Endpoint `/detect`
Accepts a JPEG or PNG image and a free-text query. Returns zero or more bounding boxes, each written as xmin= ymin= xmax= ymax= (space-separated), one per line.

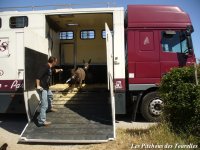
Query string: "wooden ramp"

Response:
xmin=20 ymin=84 xmax=114 ymax=143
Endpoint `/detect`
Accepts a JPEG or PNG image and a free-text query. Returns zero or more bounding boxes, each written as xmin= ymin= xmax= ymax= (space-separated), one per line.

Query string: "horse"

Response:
xmin=66 ymin=59 xmax=91 ymax=90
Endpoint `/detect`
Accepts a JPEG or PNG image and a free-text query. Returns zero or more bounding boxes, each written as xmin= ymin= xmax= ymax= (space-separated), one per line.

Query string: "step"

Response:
xmin=50 ymin=84 xmax=108 ymax=92
xmin=53 ymin=95 xmax=109 ymax=100
xmin=52 ymin=100 xmax=108 ymax=105
xmin=52 ymin=104 xmax=110 ymax=109
xmin=47 ymin=108 xmax=111 ymax=114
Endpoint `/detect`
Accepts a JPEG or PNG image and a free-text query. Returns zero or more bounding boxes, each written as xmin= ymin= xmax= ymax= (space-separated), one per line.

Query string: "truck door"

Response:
xmin=0 ymin=31 xmax=25 ymax=113
xmin=127 ymin=30 xmax=160 ymax=85
xmin=61 ymin=43 xmax=75 ymax=66
xmin=105 ymin=23 xmax=116 ymax=139
xmin=160 ymin=30 xmax=194 ymax=76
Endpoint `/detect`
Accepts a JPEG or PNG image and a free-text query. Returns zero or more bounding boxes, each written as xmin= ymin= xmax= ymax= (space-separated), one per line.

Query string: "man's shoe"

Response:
xmin=49 ymin=108 xmax=58 ymax=112
xmin=0 ymin=143 xmax=8 ymax=150
xmin=43 ymin=121 xmax=52 ymax=126
xmin=38 ymin=121 xmax=51 ymax=127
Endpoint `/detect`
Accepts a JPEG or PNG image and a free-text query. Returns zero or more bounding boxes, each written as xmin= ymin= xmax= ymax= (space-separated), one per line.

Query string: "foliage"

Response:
xmin=159 ymin=65 xmax=200 ymax=143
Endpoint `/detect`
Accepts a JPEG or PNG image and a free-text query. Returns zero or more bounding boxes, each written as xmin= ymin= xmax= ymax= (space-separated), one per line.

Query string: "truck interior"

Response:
xmin=20 ymin=12 xmax=115 ymax=142
xmin=47 ymin=13 xmax=113 ymax=84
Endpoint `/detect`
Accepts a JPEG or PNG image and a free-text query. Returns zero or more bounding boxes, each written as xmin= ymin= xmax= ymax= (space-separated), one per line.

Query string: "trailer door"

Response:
xmin=19 ymin=28 xmax=48 ymax=140
xmin=22 ymin=28 xmax=48 ymax=121
xmin=105 ymin=23 xmax=116 ymax=139
xmin=21 ymin=28 xmax=48 ymax=123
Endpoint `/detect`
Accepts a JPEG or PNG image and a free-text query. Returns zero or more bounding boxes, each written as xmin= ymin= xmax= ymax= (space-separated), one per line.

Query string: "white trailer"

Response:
xmin=0 ymin=7 xmax=125 ymax=143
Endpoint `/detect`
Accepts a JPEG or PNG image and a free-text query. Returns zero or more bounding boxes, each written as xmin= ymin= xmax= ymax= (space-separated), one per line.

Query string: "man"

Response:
xmin=36 ymin=56 xmax=63 ymax=126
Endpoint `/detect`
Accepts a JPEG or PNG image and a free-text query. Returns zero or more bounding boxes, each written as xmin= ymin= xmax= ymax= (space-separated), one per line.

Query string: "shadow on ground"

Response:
xmin=0 ymin=114 xmax=27 ymax=135
xmin=116 ymin=113 xmax=147 ymax=123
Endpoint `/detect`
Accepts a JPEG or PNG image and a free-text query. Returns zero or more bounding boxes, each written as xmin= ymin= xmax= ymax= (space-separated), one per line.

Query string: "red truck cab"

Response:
xmin=126 ymin=5 xmax=195 ymax=121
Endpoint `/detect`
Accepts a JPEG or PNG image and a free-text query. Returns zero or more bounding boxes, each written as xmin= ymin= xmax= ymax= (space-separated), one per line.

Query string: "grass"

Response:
xmin=86 ymin=123 xmax=199 ymax=150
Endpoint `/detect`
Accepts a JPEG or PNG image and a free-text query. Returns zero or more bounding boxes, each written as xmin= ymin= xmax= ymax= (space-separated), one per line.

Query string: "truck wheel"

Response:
xmin=140 ymin=91 xmax=163 ymax=122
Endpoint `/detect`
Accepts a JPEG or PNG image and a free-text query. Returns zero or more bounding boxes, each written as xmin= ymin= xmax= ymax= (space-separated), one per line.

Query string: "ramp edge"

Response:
xmin=18 ymin=138 xmax=111 ymax=143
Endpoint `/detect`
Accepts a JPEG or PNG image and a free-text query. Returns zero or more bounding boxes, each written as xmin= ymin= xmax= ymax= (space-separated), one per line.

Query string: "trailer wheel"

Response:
xmin=140 ymin=91 xmax=163 ymax=122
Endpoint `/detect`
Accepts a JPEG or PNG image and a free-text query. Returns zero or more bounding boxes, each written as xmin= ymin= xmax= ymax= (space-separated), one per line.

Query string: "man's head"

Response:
xmin=48 ymin=56 xmax=57 ymax=67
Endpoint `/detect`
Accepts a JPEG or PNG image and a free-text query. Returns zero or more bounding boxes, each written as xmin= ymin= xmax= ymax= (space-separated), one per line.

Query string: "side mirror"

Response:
xmin=185 ymin=26 xmax=194 ymax=55
xmin=188 ymin=48 xmax=193 ymax=55
xmin=186 ymin=36 xmax=193 ymax=49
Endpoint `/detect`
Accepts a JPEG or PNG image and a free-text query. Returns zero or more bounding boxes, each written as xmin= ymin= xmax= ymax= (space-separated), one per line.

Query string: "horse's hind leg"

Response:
xmin=69 ymin=84 xmax=74 ymax=93
xmin=79 ymin=80 xmax=83 ymax=90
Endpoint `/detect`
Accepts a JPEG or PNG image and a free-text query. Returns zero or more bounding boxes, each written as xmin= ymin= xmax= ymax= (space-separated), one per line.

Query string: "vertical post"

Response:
xmin=194 ymin=61 xmax=198 ymax=85
xmin=74 ymin=27 xmax=77 ymax=68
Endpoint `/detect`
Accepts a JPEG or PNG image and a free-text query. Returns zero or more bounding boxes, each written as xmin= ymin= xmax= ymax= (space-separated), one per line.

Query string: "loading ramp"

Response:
xmin=20 ymin=84 xmax=114 ymax=143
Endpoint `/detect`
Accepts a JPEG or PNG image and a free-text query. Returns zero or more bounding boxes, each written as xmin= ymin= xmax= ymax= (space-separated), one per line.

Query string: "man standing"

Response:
xmin=36 ymin=56 xmax=63 ymax=126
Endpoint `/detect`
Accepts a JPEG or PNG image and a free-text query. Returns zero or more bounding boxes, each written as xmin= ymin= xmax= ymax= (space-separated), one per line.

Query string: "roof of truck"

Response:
xmin=127 ymin=5 xmax=192 ymax=28
xmin=0 ymin=7 xmax=123 ymax=16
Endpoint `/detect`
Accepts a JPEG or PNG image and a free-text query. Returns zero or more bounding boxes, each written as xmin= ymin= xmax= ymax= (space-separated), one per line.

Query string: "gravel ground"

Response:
xmin=0 ymin=114 xmax=156 ymax=150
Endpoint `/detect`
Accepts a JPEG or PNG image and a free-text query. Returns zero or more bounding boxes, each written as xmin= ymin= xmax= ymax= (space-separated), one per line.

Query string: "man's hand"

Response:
xmin=55 ymin=69 xmax=63 ymax=73
xmin=36 ymin=86 xmax=43 ymax=91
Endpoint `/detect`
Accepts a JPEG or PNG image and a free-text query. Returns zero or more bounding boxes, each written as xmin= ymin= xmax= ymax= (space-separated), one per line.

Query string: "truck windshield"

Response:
xmin=161 ymin=31 xmax=189 ymax=53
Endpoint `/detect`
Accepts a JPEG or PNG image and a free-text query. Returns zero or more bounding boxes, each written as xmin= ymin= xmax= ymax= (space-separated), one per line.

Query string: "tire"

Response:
xmin=140 ymin=91 xmax=163 ymax=122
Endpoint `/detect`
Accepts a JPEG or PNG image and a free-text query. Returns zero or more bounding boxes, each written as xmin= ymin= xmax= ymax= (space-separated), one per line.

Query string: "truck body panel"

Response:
xmin=0 ymin=7 xmax=123 ymax=143
xmin=127 ymin=5 xmax=195 ymax=86
xmin=127 ymin=5 xmax=191 ymax=28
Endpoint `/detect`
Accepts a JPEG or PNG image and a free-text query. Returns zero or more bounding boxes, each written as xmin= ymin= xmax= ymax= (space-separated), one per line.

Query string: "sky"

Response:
xmin=0 ymin=0 xmax=200 ymax=59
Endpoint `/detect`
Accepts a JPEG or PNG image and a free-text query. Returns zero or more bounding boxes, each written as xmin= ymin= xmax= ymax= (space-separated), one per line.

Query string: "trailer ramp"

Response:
xmin=20 ymin=84 xmax=114 ymax=143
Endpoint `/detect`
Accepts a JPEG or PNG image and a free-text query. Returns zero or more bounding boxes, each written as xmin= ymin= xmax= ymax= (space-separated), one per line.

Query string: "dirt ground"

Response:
xmin=0 ymin=114 xmax=156 ymax=150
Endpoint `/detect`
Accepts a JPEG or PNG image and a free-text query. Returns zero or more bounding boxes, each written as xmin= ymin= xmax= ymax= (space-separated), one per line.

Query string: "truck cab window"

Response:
xmin=10 ymin=16 xmax=28 ymax=28
xmin=161 ymin=31 xmax=188 ymax=53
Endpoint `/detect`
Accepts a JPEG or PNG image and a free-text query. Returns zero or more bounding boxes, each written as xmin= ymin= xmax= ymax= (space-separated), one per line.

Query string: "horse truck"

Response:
xmin=0 ymin=5 xmax=195 ymax=143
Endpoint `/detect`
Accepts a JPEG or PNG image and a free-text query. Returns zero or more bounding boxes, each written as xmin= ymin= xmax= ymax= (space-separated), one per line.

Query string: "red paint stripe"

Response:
xmin=0 ymin=80 xmax=24 ymax=92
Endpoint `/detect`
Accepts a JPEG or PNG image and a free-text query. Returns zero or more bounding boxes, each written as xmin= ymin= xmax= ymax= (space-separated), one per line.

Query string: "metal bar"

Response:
xmin=0 ymin=2 xmax=116 ymax=11
xmin=19 ymin=138 xmax=110 ymax=143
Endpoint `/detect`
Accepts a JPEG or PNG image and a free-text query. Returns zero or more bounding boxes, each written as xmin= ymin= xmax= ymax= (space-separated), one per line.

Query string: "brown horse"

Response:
xmin=68 ymin=59 xmax=91 ymax=90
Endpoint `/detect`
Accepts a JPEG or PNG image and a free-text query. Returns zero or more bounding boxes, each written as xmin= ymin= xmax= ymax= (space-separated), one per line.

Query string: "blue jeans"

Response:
xmin=37 ymin=89 xmax=53 ymax=124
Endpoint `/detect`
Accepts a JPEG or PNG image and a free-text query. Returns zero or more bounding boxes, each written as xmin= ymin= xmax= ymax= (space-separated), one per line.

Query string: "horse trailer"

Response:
xmin=0 ymin=5 xmax=195 ymax=143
